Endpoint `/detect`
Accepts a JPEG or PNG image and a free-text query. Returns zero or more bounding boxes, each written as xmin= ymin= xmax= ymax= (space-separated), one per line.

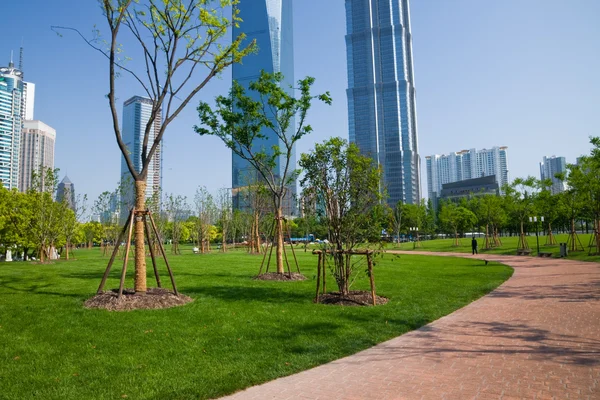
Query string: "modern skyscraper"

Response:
xmin=22 ymin=81 xmax=35 ymax=120
xmin=120 ymin=96 xmax=162 ymax=214
xmin=18 ymin=120 xmax=56 ymax=192
xmin=540 ymin=156 xmax=566 ymax=195
xmin=426 ymin=146 xmax=509 ymax=201
xmin=345 ymin=0 xmax=421 ymax=205
xmin=0 ymin=58 xmax=24 ymax=189
xmin=231 ymin=0 xmax=296 ymax=215
xmin=56 ymin=175 xmax=76 ymax=211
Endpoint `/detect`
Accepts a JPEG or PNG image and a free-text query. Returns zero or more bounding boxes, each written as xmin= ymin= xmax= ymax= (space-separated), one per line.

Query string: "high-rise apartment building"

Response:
xmin=18 ymin=120 xmax=56 ymax=192
xmin=56 ymin=175 xmax=76 ymax=211
xmin=231 ymin=0 xmax=296 ymax=215
xmin=0 ymin=59 xmax=24 ymax=189
xmin=540 ymin=156 xmax=566 ymax=195
xmin=426 ymin=146 xmax=509 ymax=201
xmin=345 ymin=0 xmax=421 ymax=205
xmin=120 ymin=96 xmax=162 ymax=214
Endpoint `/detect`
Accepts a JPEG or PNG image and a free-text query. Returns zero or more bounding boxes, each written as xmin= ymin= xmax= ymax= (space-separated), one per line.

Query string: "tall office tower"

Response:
xmin=120 ymin=96 xmax=162 ymax=215
xmin=18 ymin=120 xmax=56 ymax=192
xmin=345 ymin=0 xmax=421 ymax=205
xmin=426 ymin=146 xmax=509 ymax=201
xmin=22 ymin=81 xmax=35 ymax=120
xmin=232 ymin=0 xmax=296 ymax=215
xmin=0 ymin=58 xmax=24 ymax=189
xmin=56 ymin=175 xmax=76 ymax=211
xmin=540 ymin=156 xmax=566 ymax=195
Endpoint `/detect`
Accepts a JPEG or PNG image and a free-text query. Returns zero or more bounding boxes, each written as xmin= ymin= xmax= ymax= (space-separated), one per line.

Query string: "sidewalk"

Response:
xmin=219 ymin=252 xmax=600 ymax=399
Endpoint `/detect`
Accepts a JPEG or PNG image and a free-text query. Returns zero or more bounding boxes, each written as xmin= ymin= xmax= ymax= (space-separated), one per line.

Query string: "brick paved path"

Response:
xmin=219 ymin=252 xmax=600 ymax=400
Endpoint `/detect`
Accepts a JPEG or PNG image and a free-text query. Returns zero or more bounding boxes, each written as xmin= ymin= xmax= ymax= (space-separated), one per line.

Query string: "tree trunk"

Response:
xmin=65 ymin=241 xmax=70 ymax=260
xmin=134 ymin=180 xmax=147 ymax=294
xmin=275 ymin=207 xmax=284 ymax=274
xmin=254 ymin=212 xmax=261 ymax=254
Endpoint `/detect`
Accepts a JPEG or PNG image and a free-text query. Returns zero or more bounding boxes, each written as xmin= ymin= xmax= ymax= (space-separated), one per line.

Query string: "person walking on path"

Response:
xmin=472 ymin=237 xmax=478 ymax=254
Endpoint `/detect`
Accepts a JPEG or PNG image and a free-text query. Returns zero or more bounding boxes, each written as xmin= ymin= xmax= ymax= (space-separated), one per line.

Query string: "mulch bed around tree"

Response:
xmin=317 ymin=290 xmax=389 ymax=306
xmin=84 ymin=288 xmax=194 ymax=311
xmin=254 ymin=272 xmax=307 ymax=281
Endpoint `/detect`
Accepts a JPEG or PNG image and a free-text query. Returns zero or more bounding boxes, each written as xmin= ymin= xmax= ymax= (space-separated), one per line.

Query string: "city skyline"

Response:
xmin=346 ymin=0 xmax=421 ymax=205
xmin=0 ymin=0 xmax=597 ymax=206
xmin=426 ymin=146 xmax=509 ymax=204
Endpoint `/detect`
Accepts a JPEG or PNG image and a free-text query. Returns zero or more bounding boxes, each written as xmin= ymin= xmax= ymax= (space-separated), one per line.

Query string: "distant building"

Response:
xmin=0 ymin=59 xmax=24 ymax=189
xmin=56 ymin=175 xmax=76 ymax=211
xmin=426 ymin=146 xmax=509 ymax=203
xmin=22 ymin=81 xmax=35 ymax=120
xmin=119 ymin=96 xmax=162 ymax=218
xmin=345 ymin=0 xmax=421 ymax=205
xmin=232 ymin=0 xmax=296 ymax=216
xmin=539 ymin=156 xmax=566 ymax=195
xmin=18 ymin=120 xmax=56 ymax=192
xmin=439 ymin=175 xmax=500 ymax=203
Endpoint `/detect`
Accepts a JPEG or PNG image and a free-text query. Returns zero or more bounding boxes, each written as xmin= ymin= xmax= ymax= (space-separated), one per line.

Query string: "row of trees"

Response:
xmin=0 ymin=169 xmax=85 ymax=261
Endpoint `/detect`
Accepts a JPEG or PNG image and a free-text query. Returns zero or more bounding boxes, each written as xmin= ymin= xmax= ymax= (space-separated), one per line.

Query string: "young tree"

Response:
xmin=27 ymin=168 xmax=63 ymax=262
xmin=58 ymin=0 xmax=254 ymax=294
xmin=163 ymin=194 xmax=188 ymax=254
xmin=504 ymin=176 xmax=538 ymax=250
xmin=388 ymin=200 xmax=404 ymax=244
xmin=216 ymin=188 xmax=232 ymax=252
xmin=300 ymin=138 xmax=383 ymax=295
xmin=196 ymin=71 xmax=331 ymax=274
xmin=193 ymin=186 xmax=216 ymax=253
xmin=476 ymin=195 xmax=506 ymax=248
xmin=438 ymin=201 xmax=477 ymax=246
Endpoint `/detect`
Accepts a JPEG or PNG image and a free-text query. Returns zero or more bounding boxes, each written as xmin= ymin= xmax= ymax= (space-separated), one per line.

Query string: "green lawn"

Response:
xmin=390 ymin=233 xmax=600 ymax=263
xmin=0 ymin=247 xmax=511 ymax=400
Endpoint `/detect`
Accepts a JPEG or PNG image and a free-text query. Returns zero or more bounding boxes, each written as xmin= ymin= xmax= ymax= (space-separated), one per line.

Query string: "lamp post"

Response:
xmin=410 ymin=227 xmax=420 ymax=249
xmin=529 ymin=216 xmax=544 ymax=256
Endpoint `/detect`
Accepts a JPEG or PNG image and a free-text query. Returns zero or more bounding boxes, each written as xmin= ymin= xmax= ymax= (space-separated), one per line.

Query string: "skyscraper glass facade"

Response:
xmin=0 ymin=62 xmax=23 ymax=189
xmin=345 ymin=0 xmax=421 ymax=205
xmin=120 ymin=96 xmax=162 ymax=214
xmin=232 ymin=0 xmax=296 ymax=215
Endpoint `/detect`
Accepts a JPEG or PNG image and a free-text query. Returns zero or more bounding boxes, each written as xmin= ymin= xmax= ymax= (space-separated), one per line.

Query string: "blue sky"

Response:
xmin=2 ymin=0 xmax=599 ymax=208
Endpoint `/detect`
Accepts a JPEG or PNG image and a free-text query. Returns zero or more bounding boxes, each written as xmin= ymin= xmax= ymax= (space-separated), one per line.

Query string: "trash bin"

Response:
xmin=559 ymin=243 xmax=568 ymax=257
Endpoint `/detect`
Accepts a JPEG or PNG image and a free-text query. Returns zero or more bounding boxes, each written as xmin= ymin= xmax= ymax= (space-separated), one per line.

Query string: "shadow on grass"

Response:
xmin=182 ymin=284 xmax=311 ymax=304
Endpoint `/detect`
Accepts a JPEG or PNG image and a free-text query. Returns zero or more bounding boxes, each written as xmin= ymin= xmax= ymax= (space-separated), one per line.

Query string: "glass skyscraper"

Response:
xmin=0 ymin=60 xmax=24 ymax=189
xmin=232 ymin=0 xmax=296 ymax=215
xmin=120 ymin=96 xmax=162 ymax=216
xmin=345 ymin=0 xmax=421 ymax=205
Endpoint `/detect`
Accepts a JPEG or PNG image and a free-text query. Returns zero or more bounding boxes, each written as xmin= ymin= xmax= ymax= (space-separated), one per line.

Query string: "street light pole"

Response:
xmin=529 ymin=216 xmax=545 ymax=256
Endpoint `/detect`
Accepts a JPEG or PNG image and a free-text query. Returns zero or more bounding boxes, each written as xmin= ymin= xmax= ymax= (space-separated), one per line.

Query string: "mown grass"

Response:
xmin=390 ymin=233 xmax=600 ymax=263
xmin=0 ymin=247 xmax=512 ymax=399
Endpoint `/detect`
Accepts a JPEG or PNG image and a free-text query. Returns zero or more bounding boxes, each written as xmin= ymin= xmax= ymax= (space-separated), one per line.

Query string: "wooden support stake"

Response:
xmin=97 ymin=209 xmax=131 ymax=294
xmin=287 ymin=223 xmax=300 ymax=273
xmin=118 ymin=208 xmax=136 ymax=298
xmin=148 ymin=210 xmax=179 ymax=296
xmin=322 ymin=252 xmax=326 ymax=294
xmin=258 ymin=219 xmax=276 ymax=276
xmin=367 ymin=252 xmax=376 ymax=306
xmin=144 ymin=215 xmax=162 ymax=288
xmin=315 ymin=252 xmax=322 ymax=303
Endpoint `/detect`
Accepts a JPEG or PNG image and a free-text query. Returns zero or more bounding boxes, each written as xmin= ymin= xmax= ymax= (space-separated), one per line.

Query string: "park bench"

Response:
xmin=538 ymin=252 xmax=553 ymax=258
xmin=516 ymin=249 xmax=532 ymax=256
